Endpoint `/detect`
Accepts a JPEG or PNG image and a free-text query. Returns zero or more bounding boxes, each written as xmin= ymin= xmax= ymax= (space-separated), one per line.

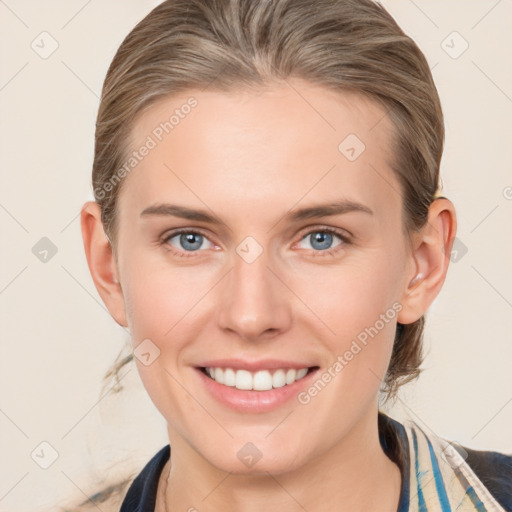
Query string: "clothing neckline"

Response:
xmin=120 ymin=411 xmax=409 ymax=512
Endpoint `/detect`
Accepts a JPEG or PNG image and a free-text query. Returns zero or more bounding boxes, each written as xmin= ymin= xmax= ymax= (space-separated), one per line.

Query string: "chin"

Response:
xmin=196 ymin=436 xmax=308 ymax=476
xmin=212 ymin=454 xmax=305 ymax=476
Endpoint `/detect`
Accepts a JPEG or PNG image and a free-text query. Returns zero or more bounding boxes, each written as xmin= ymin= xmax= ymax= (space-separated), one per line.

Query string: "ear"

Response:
xmin=80 ymin=201 xmax=128 ymax=328
xmin=397 ymin=197 xmax=457 ymax=324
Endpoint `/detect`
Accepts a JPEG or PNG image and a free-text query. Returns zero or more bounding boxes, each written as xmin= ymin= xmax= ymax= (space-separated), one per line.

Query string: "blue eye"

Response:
xmin=164 ymin=231 xmax=215 ymax=255
xmin=297 ymin=229 xmax=346 ymax=253
xmin=161 ymin=227 xmax=350 ymax=259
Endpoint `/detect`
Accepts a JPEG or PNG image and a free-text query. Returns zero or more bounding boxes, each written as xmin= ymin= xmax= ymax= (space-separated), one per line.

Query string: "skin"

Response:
xmin=81 ymin=78 xmax=456 ymax=512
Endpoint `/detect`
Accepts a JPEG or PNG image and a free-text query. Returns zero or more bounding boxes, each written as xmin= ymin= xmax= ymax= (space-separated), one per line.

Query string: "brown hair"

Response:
xmin=70 ymin=0 xmax=444 ymax=508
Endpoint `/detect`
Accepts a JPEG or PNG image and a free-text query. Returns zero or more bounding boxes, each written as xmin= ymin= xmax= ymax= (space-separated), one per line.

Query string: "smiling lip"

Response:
xmin=196 ymin=358 xmax=316 ymax=371
xmin=195 ymin=360 xmax=319 ymax=413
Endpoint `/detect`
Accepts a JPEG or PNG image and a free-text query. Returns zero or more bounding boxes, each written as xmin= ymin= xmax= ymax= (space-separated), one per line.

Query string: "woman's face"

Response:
xmin=114 ymin=79 xmax=414 ymax=474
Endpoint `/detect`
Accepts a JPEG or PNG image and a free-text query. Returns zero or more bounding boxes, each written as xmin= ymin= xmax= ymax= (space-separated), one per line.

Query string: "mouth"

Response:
xmin=198 ymin=366 xmax=320 ymax=391
xmin=193 ymin=358 xmax=321 ymax=412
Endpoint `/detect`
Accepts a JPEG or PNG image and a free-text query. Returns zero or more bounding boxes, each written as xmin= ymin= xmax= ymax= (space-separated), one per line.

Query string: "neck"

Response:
xmin=156 ymin=410 xmax=402 ymax=512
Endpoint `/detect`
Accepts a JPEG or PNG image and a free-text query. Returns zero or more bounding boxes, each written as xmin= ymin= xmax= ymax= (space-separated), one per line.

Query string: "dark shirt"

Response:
xmin=119 ymin=412 xmax=512 ymax=511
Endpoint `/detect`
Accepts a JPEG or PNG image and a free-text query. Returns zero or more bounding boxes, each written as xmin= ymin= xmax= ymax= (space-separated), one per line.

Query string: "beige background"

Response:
xmin=0 ymin=1 xmax=511 ymax=511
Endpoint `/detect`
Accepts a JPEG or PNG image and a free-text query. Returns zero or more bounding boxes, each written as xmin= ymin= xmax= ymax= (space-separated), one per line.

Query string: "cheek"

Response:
xmin=122 ymin=255 xmax=213 ymax=340
xmin=292 ymin=253 xmax=401 ymax=388
xmin=122 ymin=263 xmax=208 ymax=423
xmin=295 ymin=250 xmax=402 ymax=332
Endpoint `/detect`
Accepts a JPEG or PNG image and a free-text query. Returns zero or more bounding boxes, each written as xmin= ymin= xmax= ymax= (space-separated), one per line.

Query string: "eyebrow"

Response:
xmin=140 ymin=200 xmax=373 ymax=225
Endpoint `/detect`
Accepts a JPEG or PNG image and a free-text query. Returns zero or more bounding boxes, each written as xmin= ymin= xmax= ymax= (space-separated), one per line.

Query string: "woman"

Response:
xmin=75 ymin=0 xmax=511 ymax=510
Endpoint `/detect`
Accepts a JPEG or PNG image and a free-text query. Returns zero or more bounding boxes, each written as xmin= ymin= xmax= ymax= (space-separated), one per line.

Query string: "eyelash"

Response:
xmin=160 ymin=226 xmax=351 ymax=259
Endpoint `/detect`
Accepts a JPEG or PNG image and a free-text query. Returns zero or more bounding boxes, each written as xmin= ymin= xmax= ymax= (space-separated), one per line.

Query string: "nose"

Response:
xmin=216 ymin=247 xmax=292 ymax=342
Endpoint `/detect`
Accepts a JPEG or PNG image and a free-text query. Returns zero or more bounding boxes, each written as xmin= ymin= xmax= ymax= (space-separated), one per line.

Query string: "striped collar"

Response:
xmin=119 ymin=413 xmax=509 ymax=512
xmin=390 ymin=413 xmax=508 ymax=511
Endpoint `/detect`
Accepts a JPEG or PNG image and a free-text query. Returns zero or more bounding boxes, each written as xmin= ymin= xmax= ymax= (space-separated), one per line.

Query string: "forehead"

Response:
xmin=121 ymin=79 xmax=400 ymax=224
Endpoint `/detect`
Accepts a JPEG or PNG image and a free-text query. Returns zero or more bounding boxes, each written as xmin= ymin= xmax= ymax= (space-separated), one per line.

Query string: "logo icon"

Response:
xmin=237 ymin=442 xmax=263 ymax=467
xmin=441 ymin=31 xmax=469 ymax=59
xmin=338 ymin=133 xmax=366 ymax=162
xmin=31 ymin=441 xmax=59 ymax=469
xmin=32 ymin=237 xmax=58 ymax=263
xmin=449 ymin=237 xmax=468 ymax=263
xmin=134 ymin=338 xmax=161 ymax=366
xmin=31 ymin=32 xmax=59 ymax=59
xmin=236 ymin=236 xmax=264 ymax=264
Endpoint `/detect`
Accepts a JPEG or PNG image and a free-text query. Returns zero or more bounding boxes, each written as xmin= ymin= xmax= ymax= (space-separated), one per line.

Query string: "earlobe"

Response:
xmin=397 ymin=198 xmax=457 ymax=325
xmin=80 ymin=201 xmax=128 ymax=327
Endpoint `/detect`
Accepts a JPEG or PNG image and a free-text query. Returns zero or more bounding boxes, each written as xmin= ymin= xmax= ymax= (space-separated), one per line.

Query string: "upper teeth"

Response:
xmin=206 ymin=367 xmax=309 ymax=391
